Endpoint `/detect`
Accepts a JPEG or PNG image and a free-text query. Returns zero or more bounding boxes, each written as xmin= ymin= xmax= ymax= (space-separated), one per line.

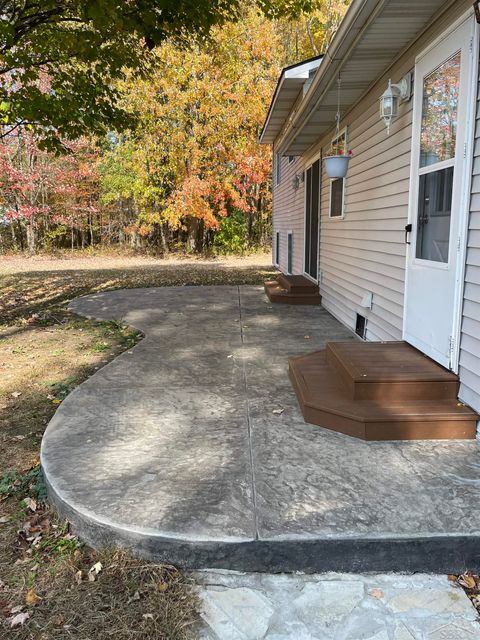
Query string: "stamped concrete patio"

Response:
xmin=41 ymin=285 xmax=480 ymax=572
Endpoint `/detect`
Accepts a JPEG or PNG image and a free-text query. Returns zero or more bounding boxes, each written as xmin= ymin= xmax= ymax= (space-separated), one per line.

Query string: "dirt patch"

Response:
xmin=0 ymin=316 xmax=200 ymax=639
xmin=0 ymin=253 xmax=275 ymax=638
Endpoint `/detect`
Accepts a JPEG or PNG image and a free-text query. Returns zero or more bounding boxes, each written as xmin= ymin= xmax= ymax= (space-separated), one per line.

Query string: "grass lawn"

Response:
xmin=0 ymin=252 xmax=274 ymax=639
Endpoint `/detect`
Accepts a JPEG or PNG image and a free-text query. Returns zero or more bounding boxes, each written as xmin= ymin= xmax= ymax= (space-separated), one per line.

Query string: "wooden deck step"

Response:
xmin=277 ymin=274 xmax=319 ymax=294
xmin=326 ymin=341 xmax=459 ymax=401
xmin=289 ymin=342 xmax=479 ymax=441
xmin=265 ymin=274 xmax=321 ymax=305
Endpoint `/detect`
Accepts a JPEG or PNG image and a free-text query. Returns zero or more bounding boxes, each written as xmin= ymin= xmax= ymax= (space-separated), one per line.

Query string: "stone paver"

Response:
xmin=196 ymin=571 xmax=480 ymax=640
xmin=40 ymin=285 xmax=480 ymax=571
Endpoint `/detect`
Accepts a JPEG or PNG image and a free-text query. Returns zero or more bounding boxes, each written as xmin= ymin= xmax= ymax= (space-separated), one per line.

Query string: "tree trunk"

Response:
xmin=186 ymin=216 xmax=201 ymax=253
xmin=26 ymin=220 xmax=36 ymax=255
xmin=10 ymin=222 xmax=17 ymax=250
xmin=159 ymin=223 xmax=169 ymax=255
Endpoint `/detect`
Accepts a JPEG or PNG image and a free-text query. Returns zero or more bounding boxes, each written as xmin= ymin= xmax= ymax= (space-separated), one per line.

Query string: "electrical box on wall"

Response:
xmin=360 ymin=292 xmax=373 ymax=309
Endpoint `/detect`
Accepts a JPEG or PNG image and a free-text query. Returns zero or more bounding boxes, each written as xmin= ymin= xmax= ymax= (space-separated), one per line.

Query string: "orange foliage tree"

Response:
xmin=101 ymin=9 xmax=281 ymax=252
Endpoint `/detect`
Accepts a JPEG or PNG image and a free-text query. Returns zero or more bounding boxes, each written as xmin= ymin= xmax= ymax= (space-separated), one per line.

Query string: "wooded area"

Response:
xmin=0 ymin=2 xmax=348 ymax=255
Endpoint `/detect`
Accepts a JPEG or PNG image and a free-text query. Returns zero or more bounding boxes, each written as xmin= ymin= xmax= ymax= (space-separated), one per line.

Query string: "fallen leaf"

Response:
xmin=8 ymin=611 xmax=30 ymax=627
xmin=0 ymin=516 xmax=10 ymax=524
xmin=143 ymin=613 xmax=154 ymax=620
xmin=87 ymin=561 xmax=102 ymax=581
xmin=25 ymin=589 xmax=41 ymax=606
xmin=158 ymin=582 xmax=168 ymax=593
xmin=369 ymin=588 xmax=384 ymax=599
xmin=23 ymin=497 xmax=37 ymax=512
xmin=75 ymin=570 xmax=83 ymax=585
xmin=10 ymin=605 xmax=24 ymax=614
xmin=51 ymin=399 xmax=62 ymax=405
xmin=304 ymin=335 xmax=310 ymax=340
xmin=448 ymin=574 xmax=457 ymax=582
xmin=272 ymin=408 xmax=284 ymax=415
xmin=458 ymin=574 xmax=477 ymax=589
xmin=11 ymin=391 xmax=22 ymax=398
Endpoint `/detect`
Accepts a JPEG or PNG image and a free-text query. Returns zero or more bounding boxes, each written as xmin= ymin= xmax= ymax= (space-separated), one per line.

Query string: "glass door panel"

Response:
xmin=416 ymin=51 xmax=460 ymax=264
xmin=416 ymin=166 xmax=453 ymax=262
xmin=420 ymin=52 xmax=461 ymax=168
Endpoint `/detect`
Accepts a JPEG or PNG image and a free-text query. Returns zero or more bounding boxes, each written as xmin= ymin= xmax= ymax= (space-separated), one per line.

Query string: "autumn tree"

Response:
xmin=275 ymin=0 xmax=349 ymax=64
xmin=0 ymin=0 xmax=313 ymax=150
xmin=101 ymin=8 xmax=280 ymax=253
xmin=0 ymin=133 xmax=99 ymax=253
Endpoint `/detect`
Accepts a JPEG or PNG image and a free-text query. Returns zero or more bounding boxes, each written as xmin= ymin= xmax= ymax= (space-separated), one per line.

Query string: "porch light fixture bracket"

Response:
xmin=380 ymin=72 xmax=412 ymax=134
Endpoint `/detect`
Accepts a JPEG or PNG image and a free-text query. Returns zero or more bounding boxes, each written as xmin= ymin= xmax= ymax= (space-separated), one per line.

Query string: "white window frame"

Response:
xmin=328 ymin=128 xmax=347 ymax=220
xmin=287 ymin=230 xmax=293 ymax=274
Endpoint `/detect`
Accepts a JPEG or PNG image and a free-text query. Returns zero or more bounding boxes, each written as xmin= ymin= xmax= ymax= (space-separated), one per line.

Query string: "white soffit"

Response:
xmin=259 ymin=56 xmax=323 ymax=145
xmin=268 ymin=0 xmax=456 ymax=155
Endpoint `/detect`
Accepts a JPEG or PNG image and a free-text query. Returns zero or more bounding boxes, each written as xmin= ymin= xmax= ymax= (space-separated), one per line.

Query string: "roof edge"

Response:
xmin=259 ymin=54 xmax=323 ymax=144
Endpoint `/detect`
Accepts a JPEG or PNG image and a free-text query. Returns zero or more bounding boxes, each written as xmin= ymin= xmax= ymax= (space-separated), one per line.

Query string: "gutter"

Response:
xmin=276 ymin=0 xmax=387 ymax=153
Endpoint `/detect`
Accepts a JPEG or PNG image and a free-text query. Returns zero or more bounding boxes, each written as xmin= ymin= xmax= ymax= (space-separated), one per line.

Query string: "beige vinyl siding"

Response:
xmin=272 ymin=153 xmax=305 ymax=275
xmin=318 ymin=81 xmax=413 ymax=341
xmin=459 ymin=79 xmax=480 ymax=414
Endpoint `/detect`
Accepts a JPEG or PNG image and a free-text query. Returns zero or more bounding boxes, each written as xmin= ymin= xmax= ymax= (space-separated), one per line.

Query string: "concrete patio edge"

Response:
xmin=42 ymin=468 xmax=480 ymax=573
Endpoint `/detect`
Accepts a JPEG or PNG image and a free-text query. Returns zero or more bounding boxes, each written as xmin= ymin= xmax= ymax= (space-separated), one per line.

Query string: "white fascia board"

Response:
xmin=259 ymin=56 xmax=323 ymax=145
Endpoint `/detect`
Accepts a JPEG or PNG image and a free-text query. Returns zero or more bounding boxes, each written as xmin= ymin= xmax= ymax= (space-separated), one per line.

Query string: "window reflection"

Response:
xmin=420 ymin=52 xmax=460 ymax=168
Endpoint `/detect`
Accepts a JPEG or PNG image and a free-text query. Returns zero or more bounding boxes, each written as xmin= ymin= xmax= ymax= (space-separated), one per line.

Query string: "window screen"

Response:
xmin=330 ymin=178 xmax=344 ymax=218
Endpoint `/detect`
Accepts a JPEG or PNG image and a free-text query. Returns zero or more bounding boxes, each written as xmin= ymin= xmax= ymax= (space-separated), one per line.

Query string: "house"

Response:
xmin=260 ymin=0 xmax=480 ymax=438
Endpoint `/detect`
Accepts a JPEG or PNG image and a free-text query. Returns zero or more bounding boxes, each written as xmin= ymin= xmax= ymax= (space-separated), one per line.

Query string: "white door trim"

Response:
xmin=452 ymin=16 xmax=479 ymax=372
xmin=403 ymin=11 xmax=477 ymax=372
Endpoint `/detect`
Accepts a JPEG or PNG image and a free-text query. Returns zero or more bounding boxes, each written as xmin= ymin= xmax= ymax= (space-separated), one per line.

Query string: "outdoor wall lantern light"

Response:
xmin=380 ymin=72 xmax=412 ymax=134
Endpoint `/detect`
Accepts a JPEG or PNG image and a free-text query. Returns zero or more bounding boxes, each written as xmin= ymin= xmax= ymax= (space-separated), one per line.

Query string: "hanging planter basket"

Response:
xmin=324 ymin=155 xmax=350 ymax=179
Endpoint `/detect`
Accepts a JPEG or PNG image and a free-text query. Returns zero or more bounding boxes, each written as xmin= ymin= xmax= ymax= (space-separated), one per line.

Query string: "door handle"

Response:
xmin=405 ymin=223 xmax=412 ymax=244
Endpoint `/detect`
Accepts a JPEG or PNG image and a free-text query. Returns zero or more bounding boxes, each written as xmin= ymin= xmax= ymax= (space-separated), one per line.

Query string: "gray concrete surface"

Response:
xmin=196 ymin=571 xmax=480 ymax=639
xmin=40 ymin=286 xmax=480 ymax=571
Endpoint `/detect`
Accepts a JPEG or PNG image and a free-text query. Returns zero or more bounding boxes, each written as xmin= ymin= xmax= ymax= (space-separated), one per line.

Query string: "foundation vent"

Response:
xmin=355 ymin=314 xmax=367 ymax=340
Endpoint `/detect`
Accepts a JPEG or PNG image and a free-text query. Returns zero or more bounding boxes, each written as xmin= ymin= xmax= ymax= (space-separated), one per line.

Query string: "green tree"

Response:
xmin=0 ymin=0 xmax=313 ymax=150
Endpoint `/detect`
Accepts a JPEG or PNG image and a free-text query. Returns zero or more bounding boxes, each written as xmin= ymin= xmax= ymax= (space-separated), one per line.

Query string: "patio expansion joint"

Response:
xmin=237 ymin=285 xmax=260 ymax=542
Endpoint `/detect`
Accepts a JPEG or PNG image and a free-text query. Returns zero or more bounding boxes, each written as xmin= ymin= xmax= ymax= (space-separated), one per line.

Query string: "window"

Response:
xmin=330 ymin=178 xmax=344 ymax=218
xmin=288 ymin=156 xmax=295 ymax=164
xmin=287 ymin=231 xmax=293 ymax=274
xmin=329 ymin=129 xmax=347 ymax=218
xmin=275 ymin=231 xmax=280 ymax=266
xmin=275 ymin=153 xmax=282 ymax=186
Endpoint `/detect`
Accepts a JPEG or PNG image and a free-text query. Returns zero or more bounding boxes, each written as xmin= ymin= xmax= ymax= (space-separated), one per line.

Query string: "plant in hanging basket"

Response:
xmin=324 ymin=145 xmax=353 ymax=179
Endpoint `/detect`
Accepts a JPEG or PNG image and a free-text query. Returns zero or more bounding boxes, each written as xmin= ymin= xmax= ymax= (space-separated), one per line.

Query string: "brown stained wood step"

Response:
xmin=264 ymin=278 xmax=321 ymax=306
xmin=289 ymin=346 xmax=479 ymax=441
xmin=325 ymin=342 xmax=459 ymax=401
xmin=277 ymin=274 xmax=319 ymax=294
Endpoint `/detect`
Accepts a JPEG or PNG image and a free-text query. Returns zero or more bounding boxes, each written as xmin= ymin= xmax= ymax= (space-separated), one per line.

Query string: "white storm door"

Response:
xmin=404 ymin=18 xmax=474 ymax=370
